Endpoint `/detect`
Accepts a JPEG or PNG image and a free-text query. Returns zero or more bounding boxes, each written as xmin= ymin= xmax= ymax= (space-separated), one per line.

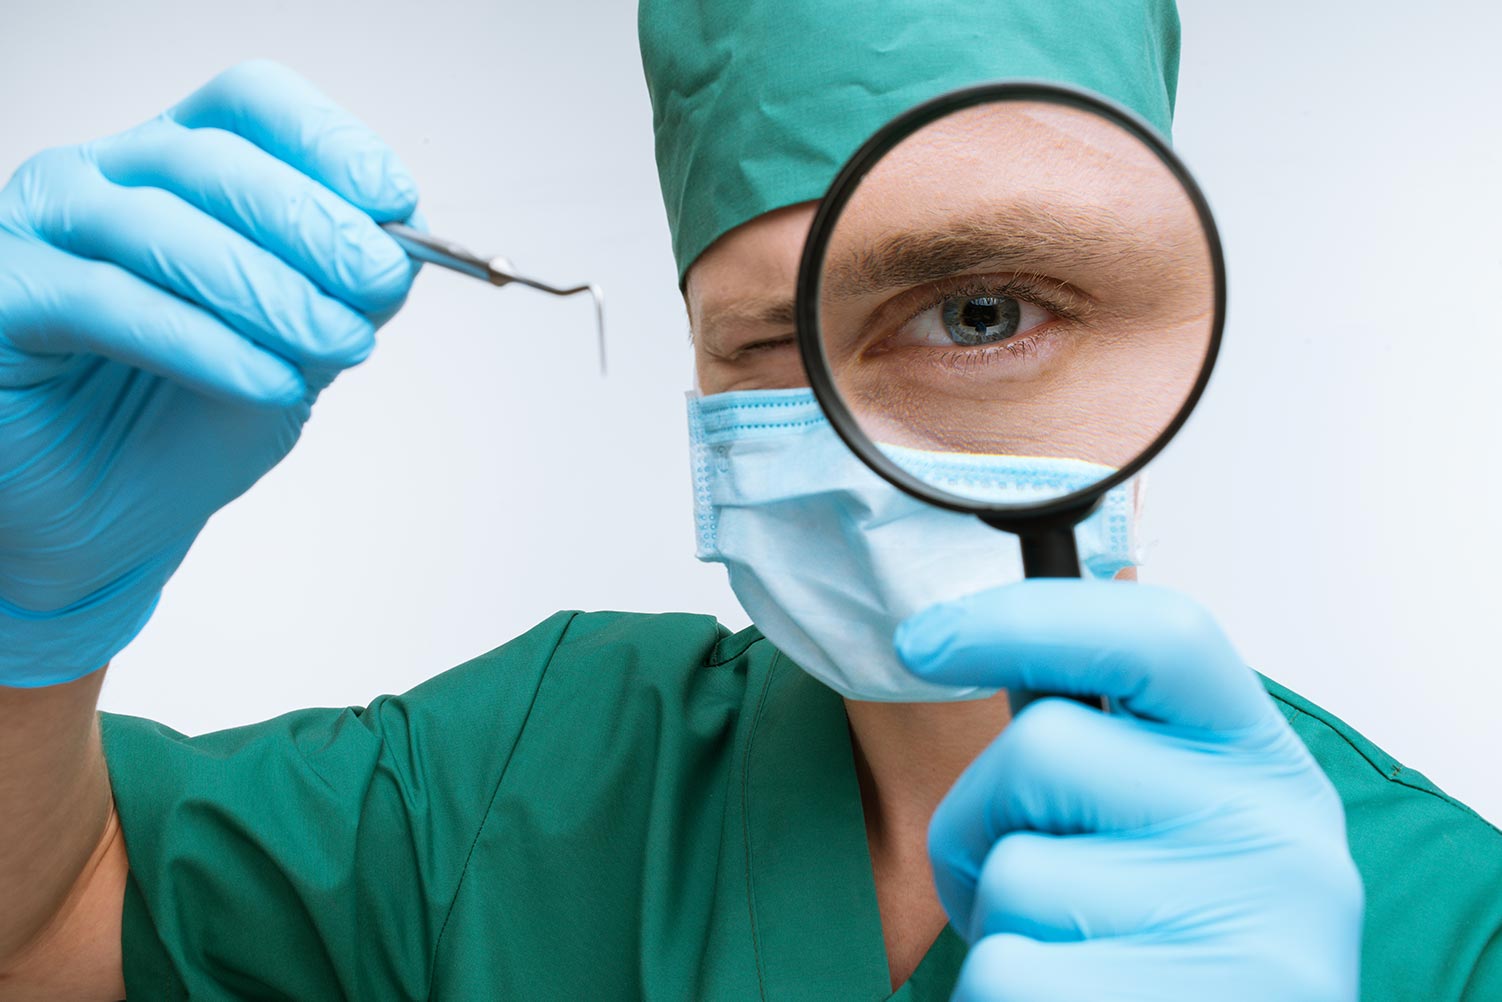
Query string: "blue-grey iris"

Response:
xmin=940 ymin=295 xmax=1021 ymax=346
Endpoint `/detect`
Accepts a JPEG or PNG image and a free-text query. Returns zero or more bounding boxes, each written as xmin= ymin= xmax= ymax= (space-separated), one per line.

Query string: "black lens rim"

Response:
xmin=794 ymin=80 xmax=1227 ymax=527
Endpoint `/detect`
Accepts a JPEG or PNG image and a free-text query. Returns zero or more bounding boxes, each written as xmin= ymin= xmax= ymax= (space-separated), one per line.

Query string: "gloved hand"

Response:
xmin=0 ymin=60 xmax=420 ymax=687
xmin=896 ymin=580 xmax=1363 ymax=1002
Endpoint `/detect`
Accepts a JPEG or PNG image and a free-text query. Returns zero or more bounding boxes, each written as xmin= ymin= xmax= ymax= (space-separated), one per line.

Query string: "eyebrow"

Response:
xmin=694 ymin=201 xmax=1177 ymax=355
xmin=824 ymin=200 xmax=1164 ymax=299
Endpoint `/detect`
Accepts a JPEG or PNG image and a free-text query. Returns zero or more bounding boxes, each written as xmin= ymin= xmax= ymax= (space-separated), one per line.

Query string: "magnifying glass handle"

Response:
xmin=1019 ymin=530 xmax=1082 ymax=579
xmin=1010 ymin=528 xmax=1111 ymax=716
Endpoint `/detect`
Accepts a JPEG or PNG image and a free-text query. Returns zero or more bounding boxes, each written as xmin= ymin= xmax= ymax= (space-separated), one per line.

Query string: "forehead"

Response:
xmin=840 ymin=102 xmax=1182 ymax=246
xmin=686 ymin=104 xmax=1179 ymax=315
xmin=686 ymin=101 xmax=1196 ymax=361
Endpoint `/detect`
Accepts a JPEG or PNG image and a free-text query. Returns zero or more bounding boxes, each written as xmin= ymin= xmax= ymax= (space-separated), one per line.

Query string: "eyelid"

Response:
xmin=732 ymin=333 xmax=798 ymax=358
xmin=919 ymin=273 xmax=1090 ymax=324
xmin=865 ymin=272 xmax=1093 ymax=355
xmin=723 ymin=274 xmax=1088 ymax=361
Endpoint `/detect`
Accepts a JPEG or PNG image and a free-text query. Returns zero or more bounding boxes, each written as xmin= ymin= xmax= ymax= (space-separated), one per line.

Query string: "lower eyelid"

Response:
xmin=894 ymin=281 xmax=1077 ymax=338
xmin=896 ymin=299 xmax=1055 ymax=350
xmin=926 ymin=325 xmax=1057 ymax=367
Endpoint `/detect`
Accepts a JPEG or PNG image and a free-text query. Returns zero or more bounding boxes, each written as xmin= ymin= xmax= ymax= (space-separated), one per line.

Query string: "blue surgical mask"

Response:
xmin=688 ymin=387 xmax=1136 ymax=703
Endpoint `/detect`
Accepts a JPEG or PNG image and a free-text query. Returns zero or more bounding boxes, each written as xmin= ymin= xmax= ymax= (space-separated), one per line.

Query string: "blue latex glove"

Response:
xmin=896 ymin=580 xmax=1363 ymax=1002
xmin=0 ymin=61 xmax=420 ymax=687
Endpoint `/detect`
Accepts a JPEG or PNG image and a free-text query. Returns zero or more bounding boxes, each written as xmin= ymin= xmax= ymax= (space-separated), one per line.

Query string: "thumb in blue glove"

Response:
xmin=896 ymin=580 xmax=1363 ymax=1002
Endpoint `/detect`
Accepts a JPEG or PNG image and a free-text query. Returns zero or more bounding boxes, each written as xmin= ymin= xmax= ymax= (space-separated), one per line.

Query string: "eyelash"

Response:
xmin=889 ymin=273 xmax=1088 ymax=336
xmin=728 ymin=275 xmax=1087 ymax=361
xmin=853 ymin=273 xmax=1088 ymax=372
xmin=736 ymin=334 xmax=797 ymax=355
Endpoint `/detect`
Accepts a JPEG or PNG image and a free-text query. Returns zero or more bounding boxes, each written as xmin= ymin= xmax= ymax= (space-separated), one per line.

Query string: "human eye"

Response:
xmin=864 ymin=274 xmax=1089 ymax=369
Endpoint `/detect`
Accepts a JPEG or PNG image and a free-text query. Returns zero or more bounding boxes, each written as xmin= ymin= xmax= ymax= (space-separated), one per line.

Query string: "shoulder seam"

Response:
xmin=1270 ymin=692 xmax=1502 ymax=841
xmin=424 ymin=610 xmax=581 ymax=998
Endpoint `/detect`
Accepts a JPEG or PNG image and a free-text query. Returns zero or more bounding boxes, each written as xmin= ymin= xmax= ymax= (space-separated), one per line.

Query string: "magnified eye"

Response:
xmin=896 ymin=290 xmax=1058 ymax=350
xmin=942 ymin=295 xmax=1023 ymax=345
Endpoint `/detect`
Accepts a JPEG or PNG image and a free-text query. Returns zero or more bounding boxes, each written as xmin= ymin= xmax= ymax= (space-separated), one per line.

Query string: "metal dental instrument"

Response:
xmin=380 ymin=222 xmax=607 ymax=375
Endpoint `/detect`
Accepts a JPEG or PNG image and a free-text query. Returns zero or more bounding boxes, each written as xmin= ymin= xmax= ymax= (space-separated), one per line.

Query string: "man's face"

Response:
xmin=683 ymin=102 xmax=1213 ymax=473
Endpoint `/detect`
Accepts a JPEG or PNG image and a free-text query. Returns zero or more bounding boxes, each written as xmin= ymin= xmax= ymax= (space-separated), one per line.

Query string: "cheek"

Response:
xmin=692 ymin=347 xmax=729 ymax=395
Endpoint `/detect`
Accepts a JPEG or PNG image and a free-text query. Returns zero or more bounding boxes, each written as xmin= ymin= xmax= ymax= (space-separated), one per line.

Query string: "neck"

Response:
xmin=844 ymin=689 xmax=1014 ymax=988
xmin=846 ymin=692 xmax=1013 ymax=842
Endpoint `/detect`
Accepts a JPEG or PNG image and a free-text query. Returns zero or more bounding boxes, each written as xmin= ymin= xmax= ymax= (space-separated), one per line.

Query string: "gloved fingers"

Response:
xmin=94 ymin=117 xmax=413 ymax=317
xmin=28 ymin=148 xmax=376 ymax=372
xmin=953 ymin=931 xmax=1358 ymax=1002
xmin=950 ymin=934 xmax=1079 ymax=1002
xmin=966 ymin=830 xmax=1196 ymax=944
xmin=895 ymin=579 xmax=1276 ymax=733
xmin=167 ymin=60 xmax=419 ymax=223
xmin=363 ymin=206 xmax=426 ymax=329
xmin=0 ymin=234 xmax=303 ymax=406
xmin=929 ymin=698 xmax=1218 ymax=928
xmin=951 ymin=934 xmax=1196 ymax=1002
xmin=962 ymin=828 xmax=1366 ymax=988
xmin=961 ymin=829 xmax=1279 ymax=949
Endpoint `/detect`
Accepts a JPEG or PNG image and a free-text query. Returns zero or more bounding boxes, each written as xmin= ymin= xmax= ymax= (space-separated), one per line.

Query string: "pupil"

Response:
xmin=942 ymin=295 xmax=1021 ymax=346
xmin=962 ymin=299 xmax=1001 ymax=333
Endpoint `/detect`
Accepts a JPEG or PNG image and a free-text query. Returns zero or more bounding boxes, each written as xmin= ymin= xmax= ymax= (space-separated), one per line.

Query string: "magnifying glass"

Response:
xmin=794 ymin=82 xmax=1225 ymax=715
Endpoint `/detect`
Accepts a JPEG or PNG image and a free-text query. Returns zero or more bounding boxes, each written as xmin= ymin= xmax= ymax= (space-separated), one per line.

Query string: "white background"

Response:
xmin=4 ymin=2 xmax=1498 ymax=823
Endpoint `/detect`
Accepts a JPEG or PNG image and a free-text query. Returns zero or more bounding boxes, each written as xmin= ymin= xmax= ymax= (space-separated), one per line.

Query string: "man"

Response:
xmin=1 ymin=2 xmax=1497 ymax=1000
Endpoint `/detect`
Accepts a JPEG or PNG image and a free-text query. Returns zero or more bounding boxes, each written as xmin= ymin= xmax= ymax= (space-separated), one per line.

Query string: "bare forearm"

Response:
xmin=0 ymin=669 xmax=113 ymax=970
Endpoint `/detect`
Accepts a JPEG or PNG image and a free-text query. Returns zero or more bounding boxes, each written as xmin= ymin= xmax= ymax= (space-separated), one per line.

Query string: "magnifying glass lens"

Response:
xmin=812 ymin=97 xmax=1219 ymax=509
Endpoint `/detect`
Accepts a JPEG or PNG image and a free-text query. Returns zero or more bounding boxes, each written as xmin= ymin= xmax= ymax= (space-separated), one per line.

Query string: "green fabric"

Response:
xmin=1261 ymin=676 xmax=1502 ymax=1000
xmin=103 ymin=612 xmax=1502 ymax=1000
xmin=638 ymin=0 xmax=1182 ymax=280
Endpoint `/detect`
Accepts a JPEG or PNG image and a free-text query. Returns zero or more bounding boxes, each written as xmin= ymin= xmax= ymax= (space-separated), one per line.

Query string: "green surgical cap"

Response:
xmin=640 ymin=0 xmax=1181 ymax=281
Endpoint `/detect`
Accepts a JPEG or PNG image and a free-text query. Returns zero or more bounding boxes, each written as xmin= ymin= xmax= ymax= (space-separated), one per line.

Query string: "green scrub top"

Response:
xmin=101 ymin=611 xmax=1502 ymax=1000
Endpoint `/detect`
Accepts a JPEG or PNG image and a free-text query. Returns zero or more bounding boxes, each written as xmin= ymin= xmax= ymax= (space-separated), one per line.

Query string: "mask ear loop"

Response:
xmin=1128 ymin=472 xmax=1152 ymax=570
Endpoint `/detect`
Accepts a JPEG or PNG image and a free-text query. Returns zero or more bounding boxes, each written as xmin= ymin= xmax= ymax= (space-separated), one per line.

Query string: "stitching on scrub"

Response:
xmin=425 ymin=610 xmax=579 ymax=998
xmin=708 ymin=625 xmax=762 ymax=667
xmin=1270 ymin=689 xmax=1502 ymax=840
xmin=741 ymin=646 xmax=779 ymax=1002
